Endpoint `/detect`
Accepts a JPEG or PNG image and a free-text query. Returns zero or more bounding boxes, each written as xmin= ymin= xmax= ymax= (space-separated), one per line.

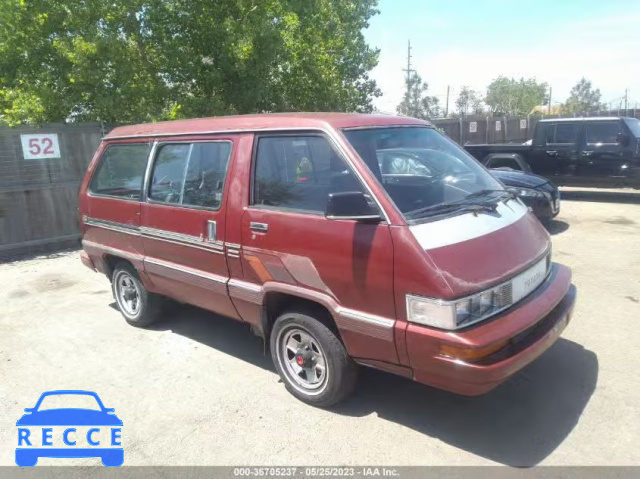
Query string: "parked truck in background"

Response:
xmin=464 ymin=117 xmax=640 ymax=188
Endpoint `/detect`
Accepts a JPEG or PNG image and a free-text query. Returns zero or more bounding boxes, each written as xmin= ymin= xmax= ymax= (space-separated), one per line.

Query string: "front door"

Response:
xmin=239 ymin=133 xmax=397 ymax=363
xmin=140 ymin=139 xmax=240 ymax=320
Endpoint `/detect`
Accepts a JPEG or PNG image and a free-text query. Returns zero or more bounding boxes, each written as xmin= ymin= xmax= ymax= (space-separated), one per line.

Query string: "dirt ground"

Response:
xmin=1 ymin=187 xmax=639 ymax=467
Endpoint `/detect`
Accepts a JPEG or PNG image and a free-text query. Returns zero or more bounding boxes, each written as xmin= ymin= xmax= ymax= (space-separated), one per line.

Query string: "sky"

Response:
xmin=365 ymin=0 xmax=640 ymax=114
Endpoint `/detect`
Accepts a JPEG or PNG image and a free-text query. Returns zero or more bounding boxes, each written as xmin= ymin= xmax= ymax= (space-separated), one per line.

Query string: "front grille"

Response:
xmin=494 ymin=283 xmax=513 ymax=308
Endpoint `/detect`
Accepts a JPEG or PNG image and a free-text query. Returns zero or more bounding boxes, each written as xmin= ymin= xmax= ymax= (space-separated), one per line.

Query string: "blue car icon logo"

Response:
xmin=16 ymin=390 xmax=123 ymax=467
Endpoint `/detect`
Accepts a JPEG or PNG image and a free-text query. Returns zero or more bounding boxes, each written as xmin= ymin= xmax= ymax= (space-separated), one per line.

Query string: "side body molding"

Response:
xmin=228 ymin=279 xmax=398 ymax=364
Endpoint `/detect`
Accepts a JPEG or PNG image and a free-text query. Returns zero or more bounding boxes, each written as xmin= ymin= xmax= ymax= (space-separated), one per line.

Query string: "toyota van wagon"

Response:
xmin=79 ymin=113 xmax=576 ymax=407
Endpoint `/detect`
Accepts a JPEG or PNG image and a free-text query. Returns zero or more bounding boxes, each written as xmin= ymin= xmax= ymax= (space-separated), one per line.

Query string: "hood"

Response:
xmin=16 ymin=408 xmax=123 ymax=426
xmin=410 ymin=199 xmax=550 ymax=297
xmin=490 ymin=168 xmax=548 ymax=189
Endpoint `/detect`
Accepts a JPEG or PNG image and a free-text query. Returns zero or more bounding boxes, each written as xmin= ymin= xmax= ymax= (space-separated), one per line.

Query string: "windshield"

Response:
xmin=624 ymin=118 xmax=640 ymax=138
xmin=342 ymin=126 xmax=504 ymax=220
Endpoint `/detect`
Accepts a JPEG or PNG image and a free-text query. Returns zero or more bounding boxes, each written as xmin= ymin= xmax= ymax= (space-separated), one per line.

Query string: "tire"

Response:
xmin=111 ymin=262 xmax=162 ymax=327
xmin=270 ymin=308 xmax=358 ymax=407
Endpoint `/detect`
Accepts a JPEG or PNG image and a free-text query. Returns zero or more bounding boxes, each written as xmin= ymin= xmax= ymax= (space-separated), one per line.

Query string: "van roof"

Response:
xmin=105 ymin=113 xmax=430 ymax=140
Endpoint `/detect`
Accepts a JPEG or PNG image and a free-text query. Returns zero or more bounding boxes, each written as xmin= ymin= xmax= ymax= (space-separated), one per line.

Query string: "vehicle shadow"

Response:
xmin=544 ymin=219 xmax=569 ymax=235
xmin=148 ymin=304 xmax=275 ymax=372
xmin=147 ymin=305 xmax=598 ymax=468
xmin=560 ymin=189 xmax=640 ymax=204
xmin=334 ymin=338 xmax=598 ymax=467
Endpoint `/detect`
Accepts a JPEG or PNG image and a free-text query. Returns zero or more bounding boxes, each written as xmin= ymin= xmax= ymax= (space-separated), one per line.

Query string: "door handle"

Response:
xmin=545 ymin=150 xmax=557 ymax=156
xmin=581 ymin=151 xmax=593 ymax=157
xmin=250 ymin=222 xmax=269 ymax=232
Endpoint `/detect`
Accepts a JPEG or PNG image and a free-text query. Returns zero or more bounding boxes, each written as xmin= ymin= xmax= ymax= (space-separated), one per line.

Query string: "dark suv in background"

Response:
xmin=465 ymin=117 xmax=640 ymax=188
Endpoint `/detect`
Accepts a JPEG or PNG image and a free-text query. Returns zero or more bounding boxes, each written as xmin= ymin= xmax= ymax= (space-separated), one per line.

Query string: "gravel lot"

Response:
xmin=1 ymin=188 xmax=639 ymax=467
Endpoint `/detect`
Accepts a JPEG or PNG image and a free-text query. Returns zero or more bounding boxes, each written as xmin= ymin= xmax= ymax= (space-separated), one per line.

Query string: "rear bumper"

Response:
xmin=406 ymin=263 xmax=576 ymax=395
xmin=80 ymin=250 xmax=97 ymax=271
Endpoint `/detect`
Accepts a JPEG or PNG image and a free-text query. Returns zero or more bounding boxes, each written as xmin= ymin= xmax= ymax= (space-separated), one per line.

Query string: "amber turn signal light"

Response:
xmin=439 ymin=339 xmax=509 ymax=362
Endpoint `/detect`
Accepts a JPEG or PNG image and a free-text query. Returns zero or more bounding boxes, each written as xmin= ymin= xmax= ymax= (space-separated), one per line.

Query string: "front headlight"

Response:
xmin=507 ymin=187 xmax=544 ymax=198
xmin=406 ymin=256 xmax=550 ymax=330
xmin=406 ymin=291 xmax=501 ymax=330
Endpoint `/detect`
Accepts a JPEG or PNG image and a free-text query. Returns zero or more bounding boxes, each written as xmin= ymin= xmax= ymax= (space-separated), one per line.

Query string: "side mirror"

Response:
xmin=616 ymin=133 xmax=630 ymax=147
xmin=325 ymin=191 xmax=382 ymax=222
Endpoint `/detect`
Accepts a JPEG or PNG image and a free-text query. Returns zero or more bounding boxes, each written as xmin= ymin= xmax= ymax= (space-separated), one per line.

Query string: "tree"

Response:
xmin=396 ymin=72 xmax=440 ymax=119
xmin=562 ymin=78 xmax=604 ymax=115
xmin=484 ymin=76 xmax=548 ymax=116
xmin=0 ymin=0 xmax=381 ymax=125
xmin=455 ymin=86 xmax=482 ymax=116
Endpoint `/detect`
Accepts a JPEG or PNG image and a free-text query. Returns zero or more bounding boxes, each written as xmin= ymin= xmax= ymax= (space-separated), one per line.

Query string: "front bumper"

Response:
xmin=406 ymin=263 xmax=576 ymax=395
xmin=521 ymin=194 xmax=560 ymax=220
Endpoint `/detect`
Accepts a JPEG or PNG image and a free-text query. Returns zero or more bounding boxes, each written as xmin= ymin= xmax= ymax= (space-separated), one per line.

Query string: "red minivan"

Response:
xmin=79 ymin=113 xmax=576 ymax=407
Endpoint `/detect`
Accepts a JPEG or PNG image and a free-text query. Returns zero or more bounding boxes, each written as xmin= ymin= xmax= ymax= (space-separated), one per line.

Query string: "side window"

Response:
xmin=253 ymin=135 xmax=365 ymax=214
xmin=149 ymin=141 xmax=231 ymax=209
xmin=545 ymin=123 xmax=578 ymax=145
xmin=586 ymin=122 xmax=623 ymax=145
xmin=89 ymin=143 xmax=151 ymax=199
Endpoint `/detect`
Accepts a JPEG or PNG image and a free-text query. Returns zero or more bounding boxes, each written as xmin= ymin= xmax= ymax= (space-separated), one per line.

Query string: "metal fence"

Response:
xmin=432 ymin=109 xmax=640 ymax=145
xmin=0 ymin=124 xmax=106 ymax=258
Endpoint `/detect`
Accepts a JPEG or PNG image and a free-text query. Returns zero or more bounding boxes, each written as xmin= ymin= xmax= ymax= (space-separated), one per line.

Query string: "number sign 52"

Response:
xmin=20 ymin=134 xmax=61 ymax=159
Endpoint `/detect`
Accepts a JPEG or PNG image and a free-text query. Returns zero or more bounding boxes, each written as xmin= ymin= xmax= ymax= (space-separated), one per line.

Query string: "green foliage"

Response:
xmin=396 ymin=72 xmax=440 ymax=119
xmin=562 ymin=77 xmax=604 ymax=115
xmin=485 ymin=76 xmax=548 ymax=116
xmin=0 ymin=0 xmax=381 ymax=125
xmin=455 ymin=86 xmax=483 ymax=116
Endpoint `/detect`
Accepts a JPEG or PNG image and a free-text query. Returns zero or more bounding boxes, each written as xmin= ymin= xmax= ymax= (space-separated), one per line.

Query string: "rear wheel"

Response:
xmin=270 ymin=309 xmax=357 ymax=407
xmin=112 ymin=263 xmax=162 ymax=327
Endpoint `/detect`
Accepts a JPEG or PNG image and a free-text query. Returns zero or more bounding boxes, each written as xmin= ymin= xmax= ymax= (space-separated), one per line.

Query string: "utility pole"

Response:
xmin=548 ymin=86 xmax=552 ymax=115
xmin=624 ymin=88 xmax=628 ymax=113
xmin=402 ymin=40 xmax=415 ymax=97
xmin=445 ymin=85 xmax=450 ymax=117
xmin=400 ymin=40 xmax=416 ymax=116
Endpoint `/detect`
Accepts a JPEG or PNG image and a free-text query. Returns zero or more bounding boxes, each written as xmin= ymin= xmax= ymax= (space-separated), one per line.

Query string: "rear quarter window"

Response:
xmin=89 ymin=143 xmax=152 ymax=200
xmin=585 ymin=122 xmax=624 ymax=145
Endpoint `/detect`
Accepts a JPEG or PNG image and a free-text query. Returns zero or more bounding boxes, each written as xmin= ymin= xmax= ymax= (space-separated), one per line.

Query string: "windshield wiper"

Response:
xmin=406 ymin=202 xmax=498 ymax=220
xmin=462 ymin=189 xmax=517 ymax=203
xmin=406 ymin=189 xmax=517 ymax=220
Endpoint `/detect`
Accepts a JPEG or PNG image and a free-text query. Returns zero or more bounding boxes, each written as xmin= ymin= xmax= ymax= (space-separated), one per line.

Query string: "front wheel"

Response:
xmin=270 ymin=309 xmax=358 ymax=407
